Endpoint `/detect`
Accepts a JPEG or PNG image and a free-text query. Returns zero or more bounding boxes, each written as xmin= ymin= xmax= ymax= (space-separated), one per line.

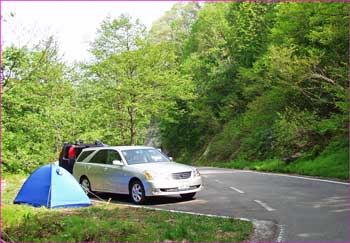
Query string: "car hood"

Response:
xmin=128 ymin=162 xmax=195 ymax=174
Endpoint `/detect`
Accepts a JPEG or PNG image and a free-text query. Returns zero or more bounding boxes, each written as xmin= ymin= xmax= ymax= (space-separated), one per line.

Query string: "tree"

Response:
xmin=227 ymin=2 xmax=276 ymax=68
xmin=2 ymin=37 xmax=74 ymax=173
xmin=90 ymin=14 xmax=146 ymax=60
xmin=85 ymin=15 xmax=194 ymax=145
xmin=149 ymin=2 xmax=201 ymax=56
xmin=158 ymin=1 xmax=348 ymax=163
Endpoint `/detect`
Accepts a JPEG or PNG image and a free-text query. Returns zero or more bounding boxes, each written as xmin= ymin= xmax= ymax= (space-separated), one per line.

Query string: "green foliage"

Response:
xmin=227 ymin=2 xmax=276 ymax=67
xmin=286 ymin=147 xmax=348 ymax=180
xmin=272 ymin=108 xmax=320 ymax=157
xmin=3 ymin=206 xmax=252 ymax=242
xmin=3 ymin=2 xmax=347 ymax=177
xmin=82 ymin=15 xmax=196 ymax=145
xmin=149 ymin=2 xmax=201 ymax=56
xmin=90 ymin=14 xmax=146 ymax=60
xmin=162 ymin=1 xmax=347 ymax=168
xmin=199 ymin=120 xmax=240 ymax=162
xmin=203 ymin=141 xmax=348 ymax=180
xmin=2 ymin=39 xmax=76 ymax=173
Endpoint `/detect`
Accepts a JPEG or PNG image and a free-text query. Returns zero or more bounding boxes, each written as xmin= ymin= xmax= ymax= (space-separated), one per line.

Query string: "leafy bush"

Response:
xmin=272 ymin=108 xmax=320 ymax=157
xmin=205 ymin=141 xmax=348 ymax=180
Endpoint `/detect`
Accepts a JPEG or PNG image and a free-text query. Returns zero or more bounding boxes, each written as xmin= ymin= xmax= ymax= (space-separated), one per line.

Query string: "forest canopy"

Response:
xmin=2 ymin=2 xmax=348 ymax=178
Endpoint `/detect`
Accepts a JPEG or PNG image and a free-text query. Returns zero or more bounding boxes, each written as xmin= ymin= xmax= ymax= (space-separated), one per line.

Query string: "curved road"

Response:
xmin=104 ymin=167 xmax=349 ymax=242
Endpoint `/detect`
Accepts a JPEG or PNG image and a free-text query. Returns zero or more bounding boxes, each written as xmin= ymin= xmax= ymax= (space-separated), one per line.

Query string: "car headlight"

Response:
xmin=144 ymin=171 xmax=168 ymax=181
xmin=193 ymin=169 xmax=200 ymax=177
xmin=144 ymin=171 xmax=154 ymax=180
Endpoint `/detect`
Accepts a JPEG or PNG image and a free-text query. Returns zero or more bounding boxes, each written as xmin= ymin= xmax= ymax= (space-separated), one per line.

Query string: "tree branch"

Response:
xmin=311 ymin=73 xmax=336 ymax=85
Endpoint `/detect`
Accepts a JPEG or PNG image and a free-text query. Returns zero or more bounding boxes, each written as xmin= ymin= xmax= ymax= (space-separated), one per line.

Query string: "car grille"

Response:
xmin=172 ymin=171 xmax=192 ymax=180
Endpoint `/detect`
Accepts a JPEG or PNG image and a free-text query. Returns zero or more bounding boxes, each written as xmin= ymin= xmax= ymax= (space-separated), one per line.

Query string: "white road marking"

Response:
xmin=297 ymin=233 xmax=310 ymax=237
xmin=254 ymin=200 xmax=276 ymax=212
xmin=277 ymin=224 xmax=286 ymax=242
xmin=331 ymin=208 xmax=349 ymax=213
xmin=92 ymin=200 xmax=279 ymax=241
xmin=235 ymin=170 xmax=349 ymax=186
xmin=199 ymin=168 xmax=349 ymax=185
xmin=200 ymin=170 xmax=235 ymax=175
xmin=131 ymin=204 xmax=233 ymax=219
xmin=230 ymin=186 xmax=245 ymax=194
xmin=214 ymin=179 xmax=224 ymax=184
xmin=91 ymin=199 xmax=236 ymax=219
xmin=172 ymin=199 xmax=208 ymax=205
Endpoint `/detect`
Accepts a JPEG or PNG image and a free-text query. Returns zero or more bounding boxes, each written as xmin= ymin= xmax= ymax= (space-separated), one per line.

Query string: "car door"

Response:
xmin=87 ymin=150 xmax=108 ymax=192
xmin=73 ymin=149 xmax=95 ymax=181
xmin=103 ymin=150 xmax=127 ymax=193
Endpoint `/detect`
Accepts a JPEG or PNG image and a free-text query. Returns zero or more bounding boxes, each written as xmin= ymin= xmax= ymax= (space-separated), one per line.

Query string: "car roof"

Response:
xmin=82 ymin=145 xmax=155 ymax=152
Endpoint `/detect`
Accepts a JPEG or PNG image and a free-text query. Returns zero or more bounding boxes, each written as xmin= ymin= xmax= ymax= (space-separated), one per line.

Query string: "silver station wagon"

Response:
xmin=73 ymin=146 xmax=202 ymax=204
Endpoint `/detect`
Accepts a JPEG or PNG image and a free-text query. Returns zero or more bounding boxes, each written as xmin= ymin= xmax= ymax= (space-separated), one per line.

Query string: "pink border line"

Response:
xmin=0 ymin=0 xmax=349 ymax=2
xmin=0 ymin=1 xmax=349 ymax=243
xmin=0 ymin=0 xmax=3 ymax=240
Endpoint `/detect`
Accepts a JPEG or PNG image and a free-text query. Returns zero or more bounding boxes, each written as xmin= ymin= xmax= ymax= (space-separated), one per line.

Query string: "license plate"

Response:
xmin=179 ymin=185 xmax=190 ymax=190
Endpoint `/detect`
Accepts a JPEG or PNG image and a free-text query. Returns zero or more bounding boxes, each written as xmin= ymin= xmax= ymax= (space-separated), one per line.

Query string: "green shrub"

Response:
xmin=204 ymin=143 xmax=348 ymax=180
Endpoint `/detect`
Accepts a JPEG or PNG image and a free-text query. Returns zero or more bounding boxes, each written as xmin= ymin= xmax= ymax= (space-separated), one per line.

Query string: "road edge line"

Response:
xmin=199 ymin=167 xmax=349 ymax=185
xmin=125 ymin=204 xmax=279 ymax=242
xmin=244 ymin=170 xmax=349 ymax=185
xmin=90 ymin=199 xmax=282 ymax=242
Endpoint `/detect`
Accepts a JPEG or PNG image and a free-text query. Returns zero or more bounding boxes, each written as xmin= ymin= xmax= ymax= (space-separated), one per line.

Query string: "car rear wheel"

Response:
xmin=180 ymin=192 xmax=196 ymax=200
xmin=80 ymin=177 xmax=92 ymax=196
xmin=130 ymin=180 xmax=146 ymax=204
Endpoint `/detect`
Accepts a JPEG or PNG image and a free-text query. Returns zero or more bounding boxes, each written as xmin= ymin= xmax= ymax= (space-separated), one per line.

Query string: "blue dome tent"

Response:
xmin=14 ymin=164 xmax=91 ymax=208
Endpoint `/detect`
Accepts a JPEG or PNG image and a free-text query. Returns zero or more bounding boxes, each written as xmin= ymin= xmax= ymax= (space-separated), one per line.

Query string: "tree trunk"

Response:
xmin=127 ymin=106 xmax=136 ymax=145
xmin=116 ymin=101 xmax=126 ymax=143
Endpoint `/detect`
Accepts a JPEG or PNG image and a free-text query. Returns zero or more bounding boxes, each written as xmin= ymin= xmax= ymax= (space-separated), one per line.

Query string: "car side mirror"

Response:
xmin=169 ymin=157 xmax=173 ymax=161
xmin=112 ymin=160 xmax=124 ymax=166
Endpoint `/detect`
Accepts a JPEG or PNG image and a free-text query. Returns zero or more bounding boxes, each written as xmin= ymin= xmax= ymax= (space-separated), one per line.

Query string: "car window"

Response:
xmin=107 ymin=150 xmax=122 ymax=164
xmin=76 ymin=150 xmax=95 ymax=162
xmin=90 ymin=150 xmax=108 ymax=164
xmin=122 ymin=149 xmax=169 ymax=165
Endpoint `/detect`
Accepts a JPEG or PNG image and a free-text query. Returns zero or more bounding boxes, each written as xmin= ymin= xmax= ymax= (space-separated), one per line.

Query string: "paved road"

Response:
xmin=101 ymin=167 xmax=349 ymax=242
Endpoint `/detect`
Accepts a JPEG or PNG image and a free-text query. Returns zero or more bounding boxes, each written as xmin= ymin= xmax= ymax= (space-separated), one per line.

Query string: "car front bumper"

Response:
xmin=143 ymin=176 xmax=203 ymax=196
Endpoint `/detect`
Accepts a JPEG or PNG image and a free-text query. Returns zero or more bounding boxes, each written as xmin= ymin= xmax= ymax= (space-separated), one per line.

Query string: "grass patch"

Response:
xmin=202 ymin=146 xmax=348 ymax=180
xmin=2 ymin=174 xmax=252 ymax=242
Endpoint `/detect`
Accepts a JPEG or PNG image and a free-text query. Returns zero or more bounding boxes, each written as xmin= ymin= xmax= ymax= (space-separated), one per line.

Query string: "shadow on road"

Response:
xmin=90 ymin=192 xmax=196 ymax=206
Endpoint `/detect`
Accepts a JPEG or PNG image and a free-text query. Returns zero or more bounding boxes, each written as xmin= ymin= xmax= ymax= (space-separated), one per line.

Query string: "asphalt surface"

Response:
xmin=97 ymin=167 xmax=349 ymax=242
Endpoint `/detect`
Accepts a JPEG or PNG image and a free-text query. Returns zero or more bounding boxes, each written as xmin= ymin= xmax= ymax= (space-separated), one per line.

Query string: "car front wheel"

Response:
xmin=130 ymin=180 xmax=146 ymax=204
xmin=180 ymin=192 xmax=196 ymax=200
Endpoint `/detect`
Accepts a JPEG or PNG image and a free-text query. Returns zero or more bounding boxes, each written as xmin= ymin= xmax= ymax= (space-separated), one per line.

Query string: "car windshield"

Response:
xmin=121 ymin=149 xmax=170 ymax=165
